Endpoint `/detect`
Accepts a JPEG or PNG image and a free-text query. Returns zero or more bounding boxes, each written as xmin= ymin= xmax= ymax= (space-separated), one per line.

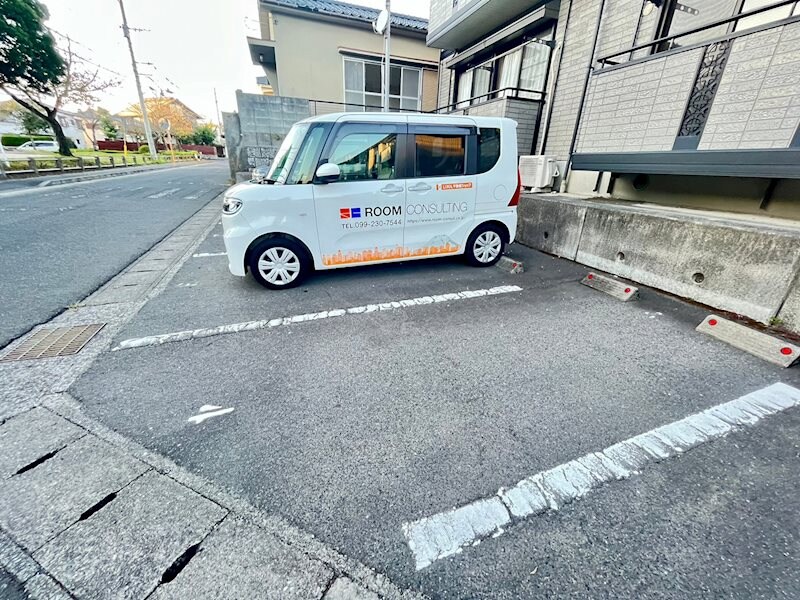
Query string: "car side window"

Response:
xmin=477 ymin=128 xmax=501 ymax=174
xmin=287 ymin=126 xmax=326 ymax=184
xmin=415 ymin=134 xmax=466 ymax=177
xmin=328 ymin=130 xmax=398 ymax=181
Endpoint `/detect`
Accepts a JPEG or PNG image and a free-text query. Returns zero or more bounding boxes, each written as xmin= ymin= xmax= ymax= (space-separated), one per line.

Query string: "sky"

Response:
xmin=33 ymin=0 xmax=431 ymax=123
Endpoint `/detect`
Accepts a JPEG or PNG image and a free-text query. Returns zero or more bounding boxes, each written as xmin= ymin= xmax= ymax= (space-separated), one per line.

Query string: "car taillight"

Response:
xmin=508 ymin=170 xmax=521 ymax=207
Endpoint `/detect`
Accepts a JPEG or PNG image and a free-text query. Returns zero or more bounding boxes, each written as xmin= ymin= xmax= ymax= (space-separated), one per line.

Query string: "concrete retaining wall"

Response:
xmin=517 ymin=194 xmax=800 ymax=330
xmin=223 ymin=91 xmax=311 ymax=181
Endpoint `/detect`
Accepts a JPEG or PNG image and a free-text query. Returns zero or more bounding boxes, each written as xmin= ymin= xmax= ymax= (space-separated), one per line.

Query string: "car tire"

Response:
xmin=465 ymin=223 xmax=506 ymax=267
xmin=247 ymin=237 xmax=311 ymax=290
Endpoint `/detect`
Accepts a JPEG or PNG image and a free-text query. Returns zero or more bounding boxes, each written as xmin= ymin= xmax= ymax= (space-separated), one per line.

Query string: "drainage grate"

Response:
xmin=1 ymin=324 xmax=105 ymax=362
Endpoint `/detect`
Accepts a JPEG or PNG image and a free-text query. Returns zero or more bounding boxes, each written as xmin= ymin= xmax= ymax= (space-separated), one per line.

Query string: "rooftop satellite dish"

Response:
xmin=373 ymin=9 xmax=389 ymax=34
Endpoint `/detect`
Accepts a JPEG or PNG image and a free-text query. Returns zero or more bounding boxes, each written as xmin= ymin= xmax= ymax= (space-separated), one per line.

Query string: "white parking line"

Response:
xmin=113 ymin=285 xmax=523 ymax=351
xmin=402 ymin=382 xmax=800 ymax=570
xmin=192 ymin=252 xmax=226 ymax=257
xmin=147 ymin=187 xmax=180 ymax=199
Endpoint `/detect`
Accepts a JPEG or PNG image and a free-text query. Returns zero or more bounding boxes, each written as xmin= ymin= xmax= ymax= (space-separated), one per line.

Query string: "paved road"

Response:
xmin=72 ymin=224 xmax=800 ymax=599
xmin=0 ymin=162 xmax=228 ymax=348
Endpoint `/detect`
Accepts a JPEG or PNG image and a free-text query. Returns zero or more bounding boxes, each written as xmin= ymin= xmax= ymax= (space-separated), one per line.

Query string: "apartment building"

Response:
xmin=429 ymin=0 xmax=800 ymax=213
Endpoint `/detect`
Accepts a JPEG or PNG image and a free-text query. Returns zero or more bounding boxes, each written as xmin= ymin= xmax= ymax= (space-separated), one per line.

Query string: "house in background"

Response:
xmin=247 ymin=0 xmax=440 ymax=113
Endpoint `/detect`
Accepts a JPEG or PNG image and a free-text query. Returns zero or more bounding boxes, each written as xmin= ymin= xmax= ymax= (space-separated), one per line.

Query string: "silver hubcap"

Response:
xmin=257 ymin=247 xmax=301 ymax=285
xmin=473 ymin=231 xmax=502 ymax=263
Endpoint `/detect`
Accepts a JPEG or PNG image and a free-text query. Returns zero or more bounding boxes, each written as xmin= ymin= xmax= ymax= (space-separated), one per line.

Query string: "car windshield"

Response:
xmin=266 ymin=123 xmax=310 ymax=184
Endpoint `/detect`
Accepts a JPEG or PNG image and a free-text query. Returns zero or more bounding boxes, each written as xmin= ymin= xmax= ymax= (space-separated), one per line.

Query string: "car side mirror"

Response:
xmin=315 ymin=162 xmax=340 ymax=184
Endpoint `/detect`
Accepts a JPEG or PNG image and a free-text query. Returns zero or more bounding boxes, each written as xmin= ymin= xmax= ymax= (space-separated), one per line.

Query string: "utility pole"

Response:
xmin=383 ymin=0 xmax=391 ymax=112
xmin=213 ymin=88 xmax=223 ymax=143
xmin=118 ymin=0 xmax=157 ymax=159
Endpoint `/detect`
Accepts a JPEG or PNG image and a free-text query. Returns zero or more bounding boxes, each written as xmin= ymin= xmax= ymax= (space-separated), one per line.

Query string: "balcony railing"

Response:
xmin=598 ymin=0 xmax=800 ymax=67
xmin=433 ymin=86 xmax=545 ymax=114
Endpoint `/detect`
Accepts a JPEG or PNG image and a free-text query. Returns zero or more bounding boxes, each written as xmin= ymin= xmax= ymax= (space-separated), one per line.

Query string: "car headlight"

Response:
xmin=222 ymin=196 xmax=243 ymax=215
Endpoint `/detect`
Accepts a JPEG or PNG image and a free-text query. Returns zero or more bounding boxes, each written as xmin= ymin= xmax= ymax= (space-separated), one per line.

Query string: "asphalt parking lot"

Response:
xmin=71 ymin=214 xmax=800 ymax=599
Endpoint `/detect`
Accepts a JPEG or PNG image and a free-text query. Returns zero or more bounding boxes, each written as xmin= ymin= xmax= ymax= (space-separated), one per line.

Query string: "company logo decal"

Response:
xmin=340 ymin=206 xmax=401 ymax=219
xmin=340 ymin=207 xmax=362 ymax=219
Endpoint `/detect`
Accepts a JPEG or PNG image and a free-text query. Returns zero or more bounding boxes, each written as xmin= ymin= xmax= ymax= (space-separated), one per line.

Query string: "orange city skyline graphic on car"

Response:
xmin=322 ymin=240 xmax=461 ymax=266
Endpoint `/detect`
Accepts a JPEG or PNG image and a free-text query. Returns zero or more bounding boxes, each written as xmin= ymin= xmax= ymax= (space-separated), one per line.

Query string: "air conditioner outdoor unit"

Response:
xmin=519 ymin=155 xmax=560 ymax=192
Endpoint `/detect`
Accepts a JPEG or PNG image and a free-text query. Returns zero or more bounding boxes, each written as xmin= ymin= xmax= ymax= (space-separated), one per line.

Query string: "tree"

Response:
xmin=0 ymin=10 xmax=116 ymax=156
xmin=78 ymin=107 xmax=111 ymax=149
xmin=16 ymin=109 xmax=49 ymax=138
xmin=0 ymin=0 xmax=64 ymax=94
xmin=99 ymin=112 xmax=119 ymax=141
xmin=127 ymin=97 xmax=195 ymax=145
xmin=177 ymin=123 xmax=216 ymax=145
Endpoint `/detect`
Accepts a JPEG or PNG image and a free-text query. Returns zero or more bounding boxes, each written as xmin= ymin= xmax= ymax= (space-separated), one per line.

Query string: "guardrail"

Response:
xmin=0 ymin=154 xmax=199 ymax=180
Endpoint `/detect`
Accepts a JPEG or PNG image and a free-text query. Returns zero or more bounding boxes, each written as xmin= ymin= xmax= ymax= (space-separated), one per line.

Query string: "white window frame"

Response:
xmin=343 ymin=58 xmax=422 ymax=112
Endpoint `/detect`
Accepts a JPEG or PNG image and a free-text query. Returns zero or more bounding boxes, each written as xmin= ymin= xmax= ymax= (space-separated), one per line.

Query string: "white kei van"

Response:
xmin=221 ymin=112 xmax=520 ymax=289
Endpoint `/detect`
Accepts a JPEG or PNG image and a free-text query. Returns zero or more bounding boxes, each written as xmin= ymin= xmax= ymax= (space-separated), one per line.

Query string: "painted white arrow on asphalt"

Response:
xmin=188 ymin=404 xmax=234 ymax=424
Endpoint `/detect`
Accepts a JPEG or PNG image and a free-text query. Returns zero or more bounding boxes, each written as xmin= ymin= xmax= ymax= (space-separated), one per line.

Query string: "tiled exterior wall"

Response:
xmin=429 ymin=0 xmax=453 ymax=35
xmin=540 ymin=0 xmax=603 ymax=159
xmin=504 ymin=98 xmax=540 ymax=155
xmin=437 ymin=62 xmax=453 ymax=110
xmin=699 ymin=21 xmax=800 ymax=150
xmin=595 ymin=0 xmax=645 ymax=60
xmin=576 ymin=48 xmax=702 ymax=153
xmin=450 ymin=97 xmax=541 ymax=155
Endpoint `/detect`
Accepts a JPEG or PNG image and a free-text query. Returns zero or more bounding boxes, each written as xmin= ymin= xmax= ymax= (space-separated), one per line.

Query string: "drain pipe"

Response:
xmin=562 ymin=0 xmax=607 ymax=192
xmin=538 ymin=0 xmax=574 ymax=155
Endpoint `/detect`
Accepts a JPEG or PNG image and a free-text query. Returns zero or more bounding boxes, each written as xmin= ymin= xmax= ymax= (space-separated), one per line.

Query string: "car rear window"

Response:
xmin=477 ymin=128 xmax=501 ymax=173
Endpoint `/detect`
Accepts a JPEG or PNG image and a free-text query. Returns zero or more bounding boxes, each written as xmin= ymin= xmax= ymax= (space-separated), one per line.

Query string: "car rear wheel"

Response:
xmin=247 ymin=237 xmax=310 ymax=289
xmin=465 ymin=224 xmax=505 ymax=267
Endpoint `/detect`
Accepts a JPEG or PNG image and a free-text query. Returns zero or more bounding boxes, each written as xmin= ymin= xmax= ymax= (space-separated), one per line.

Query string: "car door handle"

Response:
xmin=408 ymin=183 xmax=432 ymax=192
xmin=380 ymin=184 xmax=404 ymax=194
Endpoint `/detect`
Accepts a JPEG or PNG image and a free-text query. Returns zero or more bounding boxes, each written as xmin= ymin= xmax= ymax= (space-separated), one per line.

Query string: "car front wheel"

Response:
xmin=247 ymin=237 xmax=310 ymax=289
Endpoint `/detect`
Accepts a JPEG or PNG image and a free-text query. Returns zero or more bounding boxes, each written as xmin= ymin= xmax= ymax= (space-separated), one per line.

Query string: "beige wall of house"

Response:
xmin=263 ymin=9 xmax=439 ymax=110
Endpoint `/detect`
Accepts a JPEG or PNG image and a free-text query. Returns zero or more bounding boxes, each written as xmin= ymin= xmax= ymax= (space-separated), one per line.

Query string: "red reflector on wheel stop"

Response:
xmin=697 ymin=315 xmax=800 ymax=368
xmin=580 ymin=272 xmax=638 ymax=302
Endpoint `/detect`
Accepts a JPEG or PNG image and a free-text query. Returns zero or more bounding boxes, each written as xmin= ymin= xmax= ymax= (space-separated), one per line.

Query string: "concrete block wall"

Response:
xmin=699 ymin=21 xmax=800 ymax=151
xmin=576 ymin=48 xmax=703 ymax=153
xmin=516 ymin=195 xmax=800 ymax=330
xmin=224 ymin=91 xmax=311 ymax=178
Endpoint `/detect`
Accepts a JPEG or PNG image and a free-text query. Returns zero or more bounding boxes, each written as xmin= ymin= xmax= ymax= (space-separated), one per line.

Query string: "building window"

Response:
xmin=655 ymin=0 xmax=799 ymax=49
xmin=344 ymin=58 xmax=421 ymax=112
xmin=414 ymin=134 xmax=466 ymax=177
xmin=453 ymin=37 xmax=551 ymax=107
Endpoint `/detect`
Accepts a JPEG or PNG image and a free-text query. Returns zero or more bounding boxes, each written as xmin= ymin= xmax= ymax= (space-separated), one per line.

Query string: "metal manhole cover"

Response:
xmin=1 ymin=324 xmax=106 ymax=362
